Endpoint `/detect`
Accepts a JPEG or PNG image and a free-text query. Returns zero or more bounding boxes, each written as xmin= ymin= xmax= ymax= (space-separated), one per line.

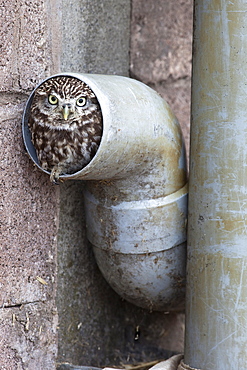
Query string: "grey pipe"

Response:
xmin=184 ymin=0 xmax=247 ymax=368
xmin=23 ymin=73 xmax=188 ymax=311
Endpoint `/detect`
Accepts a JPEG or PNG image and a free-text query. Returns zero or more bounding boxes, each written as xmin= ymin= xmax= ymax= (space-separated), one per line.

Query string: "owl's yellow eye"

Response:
xmin=48 ymin=94 xmax=58 ymax=105
xmin=76 ymin=97 xmax=87 ymax=107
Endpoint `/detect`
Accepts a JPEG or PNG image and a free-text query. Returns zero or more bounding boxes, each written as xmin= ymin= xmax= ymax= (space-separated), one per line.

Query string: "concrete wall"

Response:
xmin=130 ymin=0 xmax=193 ymax=155
xmin=0 ymin=0 xmax=192 ymax=368
xmin=56 ymin=1 xmax=132 ymax=366
xmin=1 ymin=1 xmax=59 ymax=368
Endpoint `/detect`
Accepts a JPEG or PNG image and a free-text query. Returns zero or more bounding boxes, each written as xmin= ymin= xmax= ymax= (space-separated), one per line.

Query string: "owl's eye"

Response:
xmin=76 ymin=97 xmax=87 ymax=107
xmin=48 ymin=94 xmax=58 ymax=105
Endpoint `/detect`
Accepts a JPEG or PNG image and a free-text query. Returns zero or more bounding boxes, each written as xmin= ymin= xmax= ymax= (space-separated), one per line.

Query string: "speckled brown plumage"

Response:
xmin=28 ymin=76 xmax=102 ymax=183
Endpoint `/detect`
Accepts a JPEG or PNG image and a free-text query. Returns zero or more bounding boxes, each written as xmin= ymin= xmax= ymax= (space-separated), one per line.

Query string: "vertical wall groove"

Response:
xmin=56 ymin=1 xmax=132 ymax=365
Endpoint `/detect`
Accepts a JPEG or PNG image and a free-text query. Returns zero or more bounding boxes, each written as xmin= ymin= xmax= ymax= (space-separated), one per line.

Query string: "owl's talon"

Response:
xmin=50 ymin=173 xmax=64 ymax=184
xmin=52 ymin=178 xmax=60 ymax=185
xmin=50 ymin=176 xmax=59 ymax=185
xmin=50 ymin=168 xmax=61 ymax=185
xmin=50 ymin=176 xmax=60 ymax=185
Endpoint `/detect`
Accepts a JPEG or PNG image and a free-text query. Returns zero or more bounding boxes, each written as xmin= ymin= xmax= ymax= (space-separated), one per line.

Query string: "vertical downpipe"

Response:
xmin=184 ymin=1 xmax=247 ymax=369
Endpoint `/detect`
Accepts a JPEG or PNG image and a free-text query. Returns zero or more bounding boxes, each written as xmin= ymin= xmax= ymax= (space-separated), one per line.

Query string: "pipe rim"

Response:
xmin=22 ymin=72 xmax=107 ymax=178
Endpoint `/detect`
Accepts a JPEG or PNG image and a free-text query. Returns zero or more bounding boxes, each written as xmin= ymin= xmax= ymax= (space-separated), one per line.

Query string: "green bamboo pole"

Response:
xmin=184 ymin=1 xmax=247 ymax=369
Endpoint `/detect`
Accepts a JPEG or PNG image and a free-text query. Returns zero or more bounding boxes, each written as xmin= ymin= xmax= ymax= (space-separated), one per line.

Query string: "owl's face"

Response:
xmin=31 ymin=76 xmax=99 ymax=128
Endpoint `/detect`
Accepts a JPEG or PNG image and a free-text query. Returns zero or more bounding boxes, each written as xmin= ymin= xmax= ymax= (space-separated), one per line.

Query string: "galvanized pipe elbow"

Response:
xmin=23 ymin=73 xmax=188 ymax=311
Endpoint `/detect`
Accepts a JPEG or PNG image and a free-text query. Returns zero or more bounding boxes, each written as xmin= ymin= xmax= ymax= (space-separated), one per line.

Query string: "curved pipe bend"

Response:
xmin=23 ymin=73 xmax=188 ymax=311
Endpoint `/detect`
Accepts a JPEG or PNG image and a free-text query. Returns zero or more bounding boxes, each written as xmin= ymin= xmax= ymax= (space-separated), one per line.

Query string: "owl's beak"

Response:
xmin=62 ymin=105 xmax=70 ymax=120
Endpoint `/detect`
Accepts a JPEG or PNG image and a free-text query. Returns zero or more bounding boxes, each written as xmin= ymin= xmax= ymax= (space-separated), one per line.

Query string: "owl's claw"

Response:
xmin=50 ymin=175 xmax=60 ymax=185
xmin=52 ymin=177 xmax=60 ymax=185
xmin=50 ymin=167 xmax=61 ymax=185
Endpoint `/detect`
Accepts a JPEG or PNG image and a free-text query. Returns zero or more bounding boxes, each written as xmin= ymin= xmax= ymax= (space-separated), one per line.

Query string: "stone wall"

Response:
xmin=130 ymin=0 xmax=193 ymax=155
xmin=0 ymin=0 xmax=192 ymax=368
xmin=0 ymin=0 xmax=59 ymax=368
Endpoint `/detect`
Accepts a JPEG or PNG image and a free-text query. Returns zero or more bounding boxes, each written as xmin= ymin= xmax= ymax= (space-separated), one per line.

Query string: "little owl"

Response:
xmin=28 ymin=76 xmax=103 ymax=184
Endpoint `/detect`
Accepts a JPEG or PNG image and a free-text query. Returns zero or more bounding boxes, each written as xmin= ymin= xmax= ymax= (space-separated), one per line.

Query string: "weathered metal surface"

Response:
xmin=185 ymin=0 xmax=247 ymax=368
xmin=84 ymin=184 xmax=188 ymax=254
xmin=93 ymin=242 xmax=187 ymax=312
xmin=23 ymin=73 xmax=188 ymax=311
xmin=84 ymin=184 xmax=188 ymax=311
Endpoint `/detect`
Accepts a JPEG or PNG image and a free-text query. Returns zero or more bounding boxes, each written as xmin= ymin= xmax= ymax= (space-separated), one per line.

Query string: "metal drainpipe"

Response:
xmin=22 ymin=73 xmax=188 ymax=312
xmin=183 ymin=1 xmax=247 ymax=369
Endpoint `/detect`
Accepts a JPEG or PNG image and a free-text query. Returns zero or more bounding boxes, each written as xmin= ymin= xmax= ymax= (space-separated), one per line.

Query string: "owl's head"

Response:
xmin=31 ymin=76 xmax=99 ymax=127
